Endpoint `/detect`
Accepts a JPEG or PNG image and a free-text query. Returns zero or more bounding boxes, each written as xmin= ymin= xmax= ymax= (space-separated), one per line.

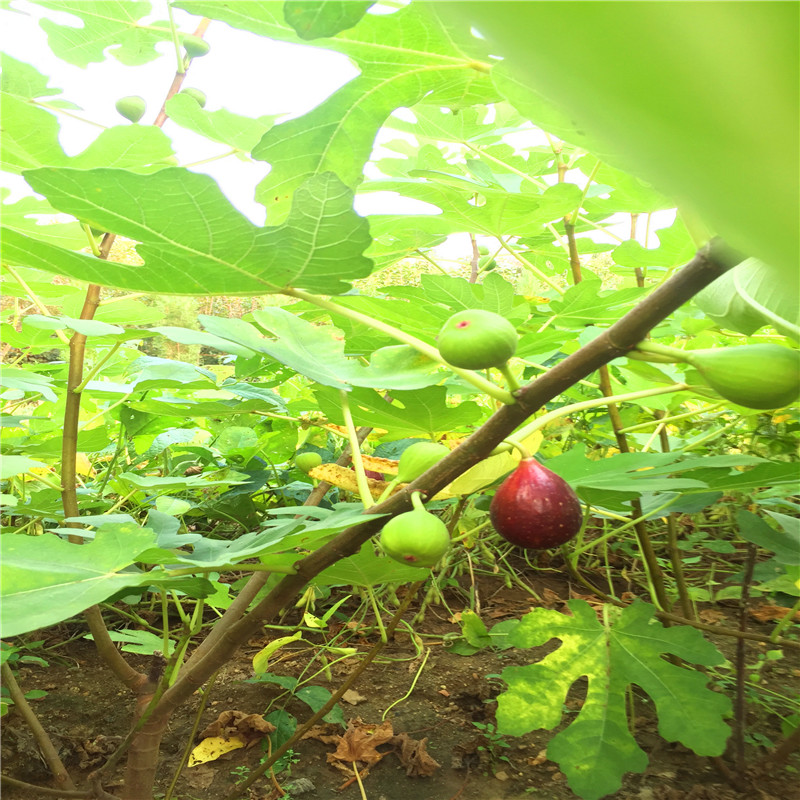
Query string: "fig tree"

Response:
xmin=183 ymin=35 xmax=210 ymax=58
xmin=115 ymin=96 xmax=146 ymax=123
xmin=295 ymin=452 xmax=322 ymax=473
xmin=489 ymin=459 xmax=582 ymax=549
xmin=685 ymin=344 xmax=800 ymax=409
xmin=180 ymin=88 xmax=207 ymax=107
xmin=380 ymin=492 xmax=451 ymax=568
xmin=437 ymin=309 xmax=517 ymax=370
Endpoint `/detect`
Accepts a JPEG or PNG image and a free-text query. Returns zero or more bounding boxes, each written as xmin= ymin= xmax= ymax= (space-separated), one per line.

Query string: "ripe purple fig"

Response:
xmin=489 ymin=459 xmax=582 ymax=549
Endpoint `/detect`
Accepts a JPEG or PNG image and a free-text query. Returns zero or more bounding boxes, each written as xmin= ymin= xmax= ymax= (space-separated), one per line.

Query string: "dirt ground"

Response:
xmin=3 ymin=568 xmax=800 ymax=800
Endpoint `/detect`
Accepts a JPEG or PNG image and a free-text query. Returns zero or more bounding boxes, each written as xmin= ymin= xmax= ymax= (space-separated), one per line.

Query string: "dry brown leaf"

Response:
xmin=750 ymin=604 xmax=800 ymax=623
xmin=198 ymin=710 xmax=275 ymax=747
xmin=341 ymin=689 xmax=367 ymax=705
xmin=698 ymin=609 xmax=726 ymax=624
xmin=391 ymin=732 xmax=441 ymax=777
xmin=301 ymin=723 xmax=341 ymax=745
xmin=327 ymin=718 xmax=394 ymax=767
xmin=541 ymin=588 xmax=562 ymax=608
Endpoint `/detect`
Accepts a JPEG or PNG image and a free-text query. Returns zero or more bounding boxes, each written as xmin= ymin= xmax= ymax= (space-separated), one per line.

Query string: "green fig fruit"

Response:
xmin=685 ymin=344 xmax=800 ymax=409
xmin=295 ymin=452 xmax=322 ymax=473
xmin=490 ymin=459 xmax=583 ymax=550
xmin=477 ymin=245 xmax=490 ymax=256
xmin=180 ymin=88 xmax=207 ymax=107
xmin=115 ymin=95 xmax=146 ymax=123
xmin=183 ymin=35 xmax=210 ymax=58
xmin=380 ymin=493 xmax=450 ymax=568
xmin=395 ymin=441 xmax=450 ymax=483
xmin=437 ymin=309 xmax=517 ymax=370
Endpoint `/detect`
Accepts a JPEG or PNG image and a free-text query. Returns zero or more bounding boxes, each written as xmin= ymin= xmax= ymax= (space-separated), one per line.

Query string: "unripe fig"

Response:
xmin=395 ymin=441 xmax=450 ymax=483
xmin=477 ymin=245 xmax=490 ymax=256
xmin=180 ymin=88 xmax=207 ymax=107
xmin=380 ymin=493 xmax=450 ymax=568
xmin=437 ymin=309 xmax=517 ymax=370
xmin=684 ymin=344 xmax=800 ymax=409
xmin=489 ymin=459 xmax=582 ymax=549
xmin=295 ymin=452 xmax=322 ymax=473
xmin=115 ymin=95 xmax=146 ymax=123
xmin=183 ymin=35 xmax=210 ymax=58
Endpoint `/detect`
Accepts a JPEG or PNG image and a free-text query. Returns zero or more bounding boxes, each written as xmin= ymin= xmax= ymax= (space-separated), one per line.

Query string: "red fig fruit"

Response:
xmin=489 ymin=459 xmax=582 ymax=549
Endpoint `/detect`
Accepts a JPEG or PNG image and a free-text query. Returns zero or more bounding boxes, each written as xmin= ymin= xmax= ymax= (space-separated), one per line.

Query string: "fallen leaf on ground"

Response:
xmin=188 ymin=735 xmax=245 ymax=766
xmin=750 ymin=604 xmax=800 ymax=623
xmin=198 ymin=709 xmax=275 ymax=747
xmin=391 ymin=732 xmax=441 ymax=777
xmin=328 ymin=718 xmax=394 ymax=767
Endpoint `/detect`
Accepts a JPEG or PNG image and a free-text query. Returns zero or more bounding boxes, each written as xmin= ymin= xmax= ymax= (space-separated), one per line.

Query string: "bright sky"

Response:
xmin=1 ymin=0 xmax=674 ymax=264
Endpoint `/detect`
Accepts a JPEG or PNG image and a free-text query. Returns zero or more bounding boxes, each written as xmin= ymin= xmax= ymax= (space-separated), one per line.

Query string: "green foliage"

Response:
xmin=496 ymin=601 xmax=731 ymax=799
xmin=1 ymin=4 xmax=798 ymax=797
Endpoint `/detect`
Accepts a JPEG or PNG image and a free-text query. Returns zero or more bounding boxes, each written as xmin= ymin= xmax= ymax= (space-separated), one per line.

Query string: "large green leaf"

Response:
xmin=6 ymin=169 xmax=372 ymax=295
xmin=177 ymin=1 xmax=497 ymax=222
xmin=0 ymin=189 xmax=87 ymax=250
xmin=0 ymin=525 xmax=157 ymax=637
xmin=435 ymin=2 xmax=799 ymax=276
xmin=284 ymin=1 xmax=374 ymax=40
xmin=32 ymin=0 xmax=172 ymax=67
xmin=694 ymin=258 xmax=800 ymax=340
xmin=164 ymin=94 xmax=279 ymax=153
xmin=314 ymin=385 xmax=483 ymax=438
xmin=497 ymin=600 xmax=730 ymax=800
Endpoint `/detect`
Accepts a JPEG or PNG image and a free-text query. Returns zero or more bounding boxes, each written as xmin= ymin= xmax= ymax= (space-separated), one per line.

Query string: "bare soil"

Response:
xmin=3 ymin=568 xmax=799 ymax=800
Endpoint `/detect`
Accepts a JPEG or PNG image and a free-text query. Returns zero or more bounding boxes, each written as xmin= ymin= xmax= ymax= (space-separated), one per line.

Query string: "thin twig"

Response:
xmin=0 ymin=662 xmax=76 ymax=790
xmin=733 ymin=543 xmax=758 ymax=775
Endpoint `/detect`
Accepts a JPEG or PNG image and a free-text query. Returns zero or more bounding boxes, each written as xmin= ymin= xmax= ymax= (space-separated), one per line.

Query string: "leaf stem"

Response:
xmin=492 ymin=383 xmax=688 ymax=454
xmin=282 ymin=288 xmax=515 ymax=404
xmin=340 ymin=390 xmax=375 ymax=508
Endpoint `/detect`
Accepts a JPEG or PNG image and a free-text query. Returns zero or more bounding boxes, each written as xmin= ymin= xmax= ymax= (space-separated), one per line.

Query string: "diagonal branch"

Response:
xmin=155 ymin=237 xmax=740 ymax=715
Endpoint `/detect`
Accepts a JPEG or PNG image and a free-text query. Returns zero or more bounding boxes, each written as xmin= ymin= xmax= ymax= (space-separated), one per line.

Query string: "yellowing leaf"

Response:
xmin=75 ymin=453 xmax=93 ymax=477
xmin=252 ymin=631 xmax=303 ymax=674
xmin=445 ymin=431 xmax=543 ymax=497
xmin=188 ymin=735 xmax=245 ymax=766
xmin=308 ymin=463 xmax=390 ymax=499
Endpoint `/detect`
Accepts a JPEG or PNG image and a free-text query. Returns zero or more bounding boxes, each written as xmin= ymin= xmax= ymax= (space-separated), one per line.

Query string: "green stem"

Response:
xmin=73 ymin=342 xmax=122 ymax=393
xmin=364 ymin=586 xmax=388 ymax=643
xmin=502 ymin=235 xmax=567 ymax=295
xmin=282 ymin=288 xmax=515 ymax=405
xmin=166 ymin=1 xmax=185 ymax=74
xmin=680 ymin=418 xmax=741 ymax=453
xmin=340 ymin=390 xmax=374 ymax=508
xmin=381 ymin=647 xmax=431 ymax=721
xmin=618 ymin=402 xmax=725 ymax=433
xmin=498 ymin=361 xmax=521 ymax=393
xmin=769 ymin=596 xmax=800 ymax=643
xmin=413 ymin=248 xmax=450 ymax=275
xmin=634 ymin=340 xmax=692 ymax=362
xmin=501 ymin=439 xmax=532 ymax=460
xmin=569 ymin=496 xmax=678 ymax=559
xmin=493 ymin=383 xmax=688 ymax=455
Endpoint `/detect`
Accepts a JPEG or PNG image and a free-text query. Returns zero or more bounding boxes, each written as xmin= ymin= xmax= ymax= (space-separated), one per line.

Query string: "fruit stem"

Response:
xmin=493 ymin=383 xmax=689 ymax=455
xmin=409 ymin=491 xmax=426 ymax=513
xmin=283 ymin=289 xmax=516 ymax=405
xmin=498 ymin=361 xmax=521 ymax=393
xmin=501 ymin=440 xmax=532 ymax=461
xmin=339 ymin=390 xmax=374 ymax=508
xmin=633 ymin=340 xmax=693 ymax=362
